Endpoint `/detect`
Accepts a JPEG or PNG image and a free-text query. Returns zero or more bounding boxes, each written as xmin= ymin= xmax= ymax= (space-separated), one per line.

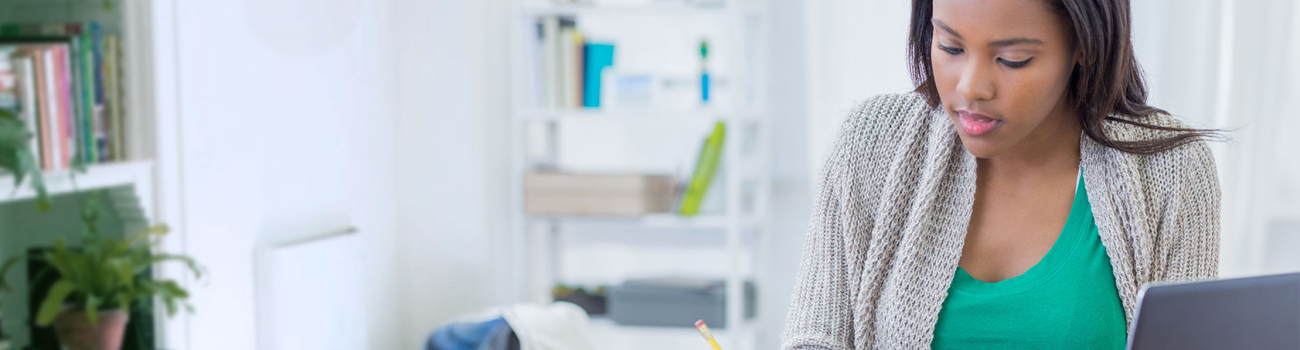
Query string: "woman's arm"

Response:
xmin=780 ymin=102 xmax=872 ymax=350
xmin=1155 ymin=140 xmax=1221 ymax=282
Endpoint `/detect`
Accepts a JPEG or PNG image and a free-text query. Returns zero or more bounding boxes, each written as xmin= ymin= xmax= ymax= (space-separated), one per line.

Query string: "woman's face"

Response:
xmin=930 ymin=0 xmax=1078 ymax=159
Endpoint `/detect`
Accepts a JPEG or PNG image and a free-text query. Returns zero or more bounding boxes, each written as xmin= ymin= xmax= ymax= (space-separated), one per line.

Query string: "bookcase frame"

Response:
xmin=506 ymin=1 xmax=773 ymax=349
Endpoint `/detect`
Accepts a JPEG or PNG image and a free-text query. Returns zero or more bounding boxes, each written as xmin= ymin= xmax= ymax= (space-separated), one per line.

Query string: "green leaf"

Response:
xmin=37 ymin=279 xmax=76 ymax=326
xmin=0 ymin=109 xmax=48 ymax=209
xmin=149 ymin=254 xmax=204 ymax=279
xmin=0 ymin=255 xmax=25 ymax=291
xmin=85 ymin=294 xmax=102 ymax=326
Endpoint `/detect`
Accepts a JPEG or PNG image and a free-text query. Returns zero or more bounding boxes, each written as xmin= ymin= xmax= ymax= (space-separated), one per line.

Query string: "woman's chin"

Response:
xmin=956 ymin=135 xmax=1005 ymax=159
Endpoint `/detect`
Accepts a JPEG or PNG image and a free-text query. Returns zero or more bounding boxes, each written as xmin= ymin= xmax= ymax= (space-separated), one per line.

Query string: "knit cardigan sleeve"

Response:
xmin=1152 ymin=134 xmax=1222 ymax=282
xmin=780 ymin=99 xmax=879 ymax=350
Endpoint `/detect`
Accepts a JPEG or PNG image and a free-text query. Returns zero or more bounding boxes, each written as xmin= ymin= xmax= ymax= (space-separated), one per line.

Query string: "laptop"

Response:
xmin=1126 ymin=272 xmax=1300 ymax=350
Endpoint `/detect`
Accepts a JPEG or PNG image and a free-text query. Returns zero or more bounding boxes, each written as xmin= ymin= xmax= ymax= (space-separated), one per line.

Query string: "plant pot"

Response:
xmin=52 ymin=308 xmax=129 ymax=350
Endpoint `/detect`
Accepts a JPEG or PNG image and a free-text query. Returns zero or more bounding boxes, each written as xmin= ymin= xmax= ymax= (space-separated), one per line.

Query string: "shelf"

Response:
xmin=0 ymin=161 xmax=153 ymax=205
xmin=516 ymin=2 xmax=758 ymax=17
xmin=518 ymin=107 xmax=761 ymax=123
xmin=528 ymin=213 xmax=760 ymax=229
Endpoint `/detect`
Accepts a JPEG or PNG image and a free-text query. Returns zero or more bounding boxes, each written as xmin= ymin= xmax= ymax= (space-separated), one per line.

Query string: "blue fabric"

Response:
xmin=426 ymin=317 xmax=509 ymax=350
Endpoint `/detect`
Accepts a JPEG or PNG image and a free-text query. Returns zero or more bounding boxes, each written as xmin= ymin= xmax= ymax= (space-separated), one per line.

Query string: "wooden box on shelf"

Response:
xmin=525 ymin=171 xmax=677 ymax=216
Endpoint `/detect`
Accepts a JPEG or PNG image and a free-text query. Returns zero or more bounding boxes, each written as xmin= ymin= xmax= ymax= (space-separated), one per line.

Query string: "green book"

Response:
xmin=680 ymin=121 xmax=725 ymax=216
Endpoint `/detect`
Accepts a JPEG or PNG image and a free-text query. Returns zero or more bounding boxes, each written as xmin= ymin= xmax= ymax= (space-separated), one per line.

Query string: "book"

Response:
xmin=30 ymin=47 xmax=54 ymax=169
xmin=540 ymin=17 xmax=560 ymax=109
xmin=582 ymin=42 xmax=615 ymax=108
xmin=557 ymin=19 xmax=577 ymax=109
xmin=573 ymin=29 xmax=584 ymax=108
xmin=680 ymin=121 xmax=725 ymax=216
xmin=53 ymin=45 xmax=75 ymax=169
xmin=103 ymin=35 xmax=123 ymax=161
xmin=42 ymin=46 xmax=67 ymax=169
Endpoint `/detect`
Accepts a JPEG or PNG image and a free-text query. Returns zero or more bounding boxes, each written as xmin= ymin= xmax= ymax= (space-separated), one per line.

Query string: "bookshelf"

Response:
xmin=0 ymin=1 xmax=178 ymax=349
xmin=508 ymin=0 xmax=770 ymax=349
xmin=0 ymin=161 xmax=154 ymax=210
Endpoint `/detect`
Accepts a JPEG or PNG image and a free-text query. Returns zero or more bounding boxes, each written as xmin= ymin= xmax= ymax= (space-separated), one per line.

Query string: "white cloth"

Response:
xmin=501 ymin=302 xmax=596 ymax=350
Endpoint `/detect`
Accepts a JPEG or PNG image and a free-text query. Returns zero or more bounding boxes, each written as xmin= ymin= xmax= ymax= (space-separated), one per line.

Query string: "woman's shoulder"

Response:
xmin=843 ymin=91 xmax=934 ymax=128
xmin=832 ymin=91 xmax=938 ymax=151
xmin=1088 ymin=113 xmax=1221 ymax=202
xmin=1094 ymin=113 xmax=1218 ymax=168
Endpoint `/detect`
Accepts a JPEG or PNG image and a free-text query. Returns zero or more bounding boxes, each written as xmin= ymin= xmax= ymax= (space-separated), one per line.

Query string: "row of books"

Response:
xmin=0 ymin=22 xmax=126 ymax=171
xmin=532 ymin=16 xmax=615 ymax=109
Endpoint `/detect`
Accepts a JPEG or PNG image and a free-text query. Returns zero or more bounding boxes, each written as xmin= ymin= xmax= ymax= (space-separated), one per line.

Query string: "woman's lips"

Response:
xmin=957 ymin=110 xmax=1001 ymax=136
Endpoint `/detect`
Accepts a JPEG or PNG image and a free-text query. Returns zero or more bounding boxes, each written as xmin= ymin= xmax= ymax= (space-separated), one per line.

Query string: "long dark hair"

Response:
xmin=907 ymin=0 xmax=1223 ymax=155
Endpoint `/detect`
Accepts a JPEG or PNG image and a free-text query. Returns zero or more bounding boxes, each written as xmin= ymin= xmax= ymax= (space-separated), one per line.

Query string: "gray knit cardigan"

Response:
xmin=780 ymin=92 xmax=1220 ymax=350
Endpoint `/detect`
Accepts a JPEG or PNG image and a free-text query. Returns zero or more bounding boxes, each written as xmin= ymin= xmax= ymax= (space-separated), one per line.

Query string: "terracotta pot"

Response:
xmin=52 ymin=308 xmax=129 ymax=350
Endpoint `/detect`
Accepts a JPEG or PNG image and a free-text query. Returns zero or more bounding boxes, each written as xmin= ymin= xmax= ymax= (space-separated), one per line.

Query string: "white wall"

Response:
xmin=171 ymin=1 xmax=401 ymax=349
xmin=803 ymin=0 xmax=915 ymax=178
xmin=758 ymin=0 xmax=812 ymax=348
xmin=389 ymin=0 xmax=514 ymax=348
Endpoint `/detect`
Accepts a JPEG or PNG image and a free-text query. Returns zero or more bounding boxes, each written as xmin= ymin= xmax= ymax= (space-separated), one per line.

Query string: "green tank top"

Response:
xmin=931 ymin=173 xmax=1128 ymax=349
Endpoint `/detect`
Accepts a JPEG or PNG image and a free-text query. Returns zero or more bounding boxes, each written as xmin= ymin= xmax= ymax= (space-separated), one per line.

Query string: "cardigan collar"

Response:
xmin=881 ymin=109 xmax=1142 ymax=345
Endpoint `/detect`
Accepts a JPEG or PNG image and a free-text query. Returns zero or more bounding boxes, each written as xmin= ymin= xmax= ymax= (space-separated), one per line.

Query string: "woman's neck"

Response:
xmin=977 ymin=104 xmax=1082 ymax=185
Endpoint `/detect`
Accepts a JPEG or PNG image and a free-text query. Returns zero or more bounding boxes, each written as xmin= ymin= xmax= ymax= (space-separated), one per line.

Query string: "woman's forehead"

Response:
xmin=932 ymin=0 xmax=1070 ymax=45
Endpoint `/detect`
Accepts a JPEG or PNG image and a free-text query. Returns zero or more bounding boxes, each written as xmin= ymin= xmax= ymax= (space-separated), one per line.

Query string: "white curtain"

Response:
xmin=803 ymin=0 xmax=1300 ymax=277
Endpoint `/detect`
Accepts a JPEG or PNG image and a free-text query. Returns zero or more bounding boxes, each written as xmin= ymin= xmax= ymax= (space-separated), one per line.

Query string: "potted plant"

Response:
xmin=0 ymin=194 xmax=202 ymax=350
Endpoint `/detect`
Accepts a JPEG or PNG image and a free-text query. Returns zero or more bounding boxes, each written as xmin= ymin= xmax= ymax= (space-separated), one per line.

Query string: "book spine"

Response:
xmin=574 ymin=30 xmax=584 ymax=108
xmin=558 ymin=24 xmax=574 ymax=109
xmin=541 ymin=17 xmax=559 ymax=109
xmin=40 ymin=48 xmax=62 ymax=170
xmin=104 ymin=35 xmax=123 ymax=161
xmin=583 ymin=43 xmax=614 ymax=108
xmin=75 ymin=30 xmax=96 ymax=164
xmin=54 ymin=46 xmax=75 ymax=169
xmin=89 ymin=22 xmax=107 ymax=162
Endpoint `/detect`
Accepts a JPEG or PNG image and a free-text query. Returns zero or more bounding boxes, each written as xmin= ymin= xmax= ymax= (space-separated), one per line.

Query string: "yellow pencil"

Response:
xmin=695 ymin=319 xmax=724 ymax=350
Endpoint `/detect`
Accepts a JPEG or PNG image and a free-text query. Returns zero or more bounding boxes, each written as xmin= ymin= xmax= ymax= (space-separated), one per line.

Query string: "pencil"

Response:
xmin=695 ymin=319 xmax=723 ymax=350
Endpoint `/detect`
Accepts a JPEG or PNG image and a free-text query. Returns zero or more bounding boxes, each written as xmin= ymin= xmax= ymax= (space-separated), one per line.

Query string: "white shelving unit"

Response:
xmin=0 ymin=161 xmax=155 ymax=215
xmin=507 ymin=1 xmax=771 ymax=349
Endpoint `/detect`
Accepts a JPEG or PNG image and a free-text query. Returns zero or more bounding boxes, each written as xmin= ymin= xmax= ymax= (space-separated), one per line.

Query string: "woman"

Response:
xmin=781 ymin=0 xmax=1222 ymax=349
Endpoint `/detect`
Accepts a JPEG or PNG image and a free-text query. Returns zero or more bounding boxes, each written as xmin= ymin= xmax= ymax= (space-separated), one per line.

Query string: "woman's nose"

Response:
xmin=956 ymin=62 xmax=995 ymax=101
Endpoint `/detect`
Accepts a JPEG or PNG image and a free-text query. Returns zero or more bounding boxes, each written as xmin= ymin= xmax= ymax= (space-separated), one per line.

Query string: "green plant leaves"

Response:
xmin=85 ymin=294 xmax=102 ymax=326
xmin=0 ymin=109 xmax=50 ymax=210
xmin=37 ymin=279 xmax=75 ymax=326
xmin=1 ymin=188 xmax=202 ymax=331
xmin=10 ymin=222 xmax=202 ymax=328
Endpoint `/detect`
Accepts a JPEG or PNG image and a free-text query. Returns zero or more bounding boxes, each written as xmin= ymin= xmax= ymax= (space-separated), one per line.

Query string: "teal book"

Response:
xmin=582 ymin=42 xmax=614 ymax=108
xmin=680 ymin=121 xmax=725 ymax=216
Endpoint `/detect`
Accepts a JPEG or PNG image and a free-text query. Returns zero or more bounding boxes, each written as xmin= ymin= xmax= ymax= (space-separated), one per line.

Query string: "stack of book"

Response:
xmin=531 ymin=16 xmax=616 ymax=109
xmin=525 ymin=172 xmax=677 ymax=216
xmin=0 ymin=22 xmax=127 ymax=171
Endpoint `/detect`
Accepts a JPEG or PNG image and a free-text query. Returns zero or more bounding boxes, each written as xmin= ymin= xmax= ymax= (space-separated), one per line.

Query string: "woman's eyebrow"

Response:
xmin=932 ymin=18 xmax=964 ymax=40
xmin=990 ymin=37 xmax=1046 ymax=47
xmin=932 ymin=18 xmax=1047 ymax=47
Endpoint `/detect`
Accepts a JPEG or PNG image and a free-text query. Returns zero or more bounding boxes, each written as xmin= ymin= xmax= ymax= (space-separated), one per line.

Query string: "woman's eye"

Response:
xmin=937 ymin=44 xmax=964 ymax=55
xmin=998 ymin=57 xmax=1033 ymax=68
